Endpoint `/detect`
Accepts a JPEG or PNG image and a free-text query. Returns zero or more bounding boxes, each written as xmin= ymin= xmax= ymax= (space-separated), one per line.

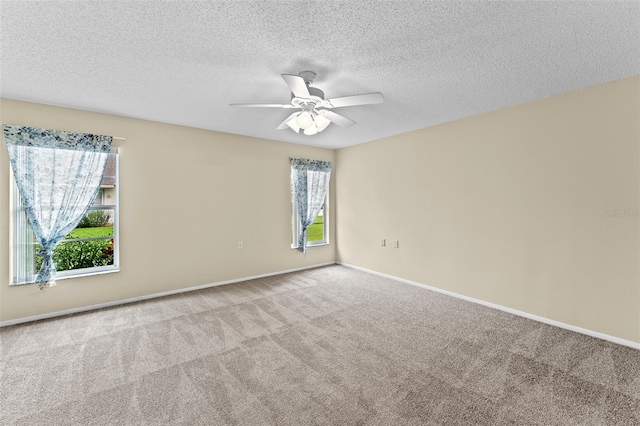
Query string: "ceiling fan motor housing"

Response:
xmin=291 ymin=86 xmax=326 ymax=108
xmin=307 ymin=86 xmax=324 ymax=99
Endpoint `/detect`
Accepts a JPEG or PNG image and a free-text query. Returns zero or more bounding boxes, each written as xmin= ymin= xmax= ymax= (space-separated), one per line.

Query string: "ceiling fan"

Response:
xmin=230 ymin=71 xmax=384 ymax=135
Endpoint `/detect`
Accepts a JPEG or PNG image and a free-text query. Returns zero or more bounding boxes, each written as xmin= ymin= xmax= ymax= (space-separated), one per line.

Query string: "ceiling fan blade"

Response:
xmin=277 ymin=112 xmax=300 ymax=130
xmin=230 ymin=103 xmax=294 ymax=108
xmin=281 ymin=74 xmax=311 ymax=98
xmin=317 ymin=109 xmax=356 ymax=128
xmin=325 ymin=92 xmax=384 ymax=108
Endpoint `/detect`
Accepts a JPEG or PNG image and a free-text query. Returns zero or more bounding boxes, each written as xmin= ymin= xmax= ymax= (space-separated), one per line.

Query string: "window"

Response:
xmin=11 ymin=148 xmax=119 ymax=285
xmin=291 ymin=183 xmax=328 ymax=248
xmin=92 ymin=188 xmax=104 ymax=206
xmin=289 ymin=157 xmax=332 ymax=252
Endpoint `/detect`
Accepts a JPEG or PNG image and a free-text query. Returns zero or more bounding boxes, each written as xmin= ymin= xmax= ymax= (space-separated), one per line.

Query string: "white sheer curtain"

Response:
xmin=3 ymin=125 xmax=112 ymax=288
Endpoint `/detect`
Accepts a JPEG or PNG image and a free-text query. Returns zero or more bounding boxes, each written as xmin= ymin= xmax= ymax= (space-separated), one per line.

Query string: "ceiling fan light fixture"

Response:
xmin=297 ymin=111 xmax=313 ymax=129
xmin=285 ymin=114 xmax=301 ymax=133
xmin=314 ymin=112 xmax=331 ymax=132
xmin=303 ymin=125 xmax=318 ymax=136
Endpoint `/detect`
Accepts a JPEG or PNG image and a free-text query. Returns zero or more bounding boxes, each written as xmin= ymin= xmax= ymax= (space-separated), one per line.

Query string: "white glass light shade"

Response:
xmin=303 ymin=125 xmax=318 ymax=135
xmin=286 ymin=114 xmax=300 ymax=133
xmin=297 ymin=111 xmax=313 ymax=129
xmin=314 ymin=113 xmax=331 ymax=132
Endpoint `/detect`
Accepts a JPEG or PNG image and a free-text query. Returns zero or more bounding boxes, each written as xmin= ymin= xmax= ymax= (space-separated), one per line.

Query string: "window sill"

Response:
xmin=291 ymin=242 xmax=330 ymax=250
xmin=11 ymin=267 xmax=119 ymax=287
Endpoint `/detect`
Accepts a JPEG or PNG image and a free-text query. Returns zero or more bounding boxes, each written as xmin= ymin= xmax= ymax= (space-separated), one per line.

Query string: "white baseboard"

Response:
xmin=338 ymin=262 xmax=640 ymax=350
xmin=0 ymin=262 xmax=337 ymax=327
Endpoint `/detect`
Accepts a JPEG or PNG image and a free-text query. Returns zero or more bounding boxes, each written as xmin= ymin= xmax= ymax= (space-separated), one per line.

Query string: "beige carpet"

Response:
xmin=1 ymin=265 xmax=638 ymax=425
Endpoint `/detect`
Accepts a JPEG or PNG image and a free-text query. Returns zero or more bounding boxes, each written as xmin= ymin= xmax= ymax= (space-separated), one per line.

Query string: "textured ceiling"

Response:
xmin=1 ymin=1 xmax=639 ymax=149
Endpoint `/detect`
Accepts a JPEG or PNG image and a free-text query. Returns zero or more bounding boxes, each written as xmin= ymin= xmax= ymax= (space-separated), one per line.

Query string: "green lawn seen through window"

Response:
xmin=66 ymin=226 xmax=113 ymax=239
xmin=307 ymin=215 xmax=324 ymax=242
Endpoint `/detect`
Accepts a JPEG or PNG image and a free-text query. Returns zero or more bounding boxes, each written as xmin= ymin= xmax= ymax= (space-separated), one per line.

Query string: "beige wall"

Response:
xmin=2 ymin=77 xmax=639 ymax=344
xmin=0 ymin=99 xmax=335 ymax=322
xmin=336 ymin=76 xmax=640 ymax=344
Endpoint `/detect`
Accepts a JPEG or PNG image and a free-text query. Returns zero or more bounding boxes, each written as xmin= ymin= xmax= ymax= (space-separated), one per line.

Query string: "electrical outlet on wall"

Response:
xmin=237 ymin=241 xmax=243 ymax=249
xmin=394 ymin=240 xmax=399 ymax=248
xmin=381 ymin=239 xmax=386 ymax=247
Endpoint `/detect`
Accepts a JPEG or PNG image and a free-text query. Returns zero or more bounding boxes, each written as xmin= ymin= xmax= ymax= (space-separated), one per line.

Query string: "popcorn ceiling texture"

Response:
xmin=1 ymin=1 xmax=638 ymax=149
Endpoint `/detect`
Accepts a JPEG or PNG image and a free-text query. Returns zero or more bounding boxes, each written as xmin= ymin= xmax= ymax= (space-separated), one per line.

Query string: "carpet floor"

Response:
xmin=0 ymin=265 xmax=638 ymax=425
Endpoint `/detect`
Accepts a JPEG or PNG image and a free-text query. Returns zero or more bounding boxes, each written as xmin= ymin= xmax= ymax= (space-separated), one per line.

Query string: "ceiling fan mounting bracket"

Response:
xmin=298 ymin=71 xmax=317 ymax=85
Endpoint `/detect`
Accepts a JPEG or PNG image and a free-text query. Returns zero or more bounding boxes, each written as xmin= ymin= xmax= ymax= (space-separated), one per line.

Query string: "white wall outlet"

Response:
xmin=381 ymin=239 xmax=386 ymax=247
xmin=237 ymin=241 xmax=243 ymax=249
xmin=394 ymin=240 xmax=399 ymax=248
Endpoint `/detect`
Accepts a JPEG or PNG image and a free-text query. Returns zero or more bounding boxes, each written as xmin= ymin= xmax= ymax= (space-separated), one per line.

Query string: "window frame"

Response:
xmin=10 ymin=148 xmax=120 ymax=286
